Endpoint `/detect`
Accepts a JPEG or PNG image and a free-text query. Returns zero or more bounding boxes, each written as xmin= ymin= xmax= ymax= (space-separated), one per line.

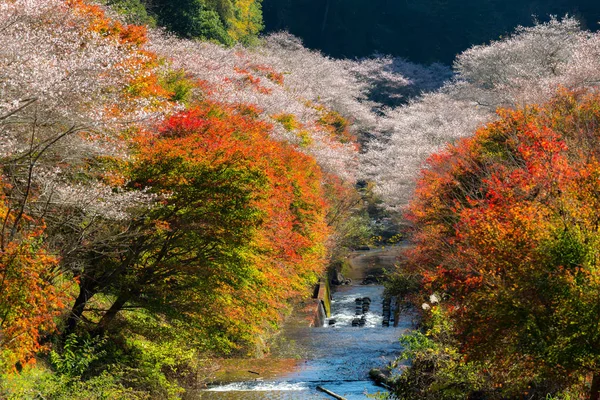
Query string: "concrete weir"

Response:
xmin=199 ymin=283 xmax=409 ymax=399
xmin=312 ymin=278 xmax=332 ymax=327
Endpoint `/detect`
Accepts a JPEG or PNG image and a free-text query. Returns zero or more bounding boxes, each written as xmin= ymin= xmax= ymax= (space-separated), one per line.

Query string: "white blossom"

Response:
xmin=146 ymin=30 xmax=446 ymax=181
xmin=363 ymin=16 xmax=600 ymax=211
xmin=0 ymin=0 xmax=174 ymax=228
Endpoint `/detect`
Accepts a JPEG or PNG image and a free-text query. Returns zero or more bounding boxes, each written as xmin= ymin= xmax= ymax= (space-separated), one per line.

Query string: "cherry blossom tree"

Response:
xmin=146 ymin=30 xmax=448 ymax=181
xmin=363 ymin=16 xmax=600 ymax=212
xmin=0 ymin=2 xmax=173 ymax=341
xmin=0 ymin=0 xmax=173 ymax=249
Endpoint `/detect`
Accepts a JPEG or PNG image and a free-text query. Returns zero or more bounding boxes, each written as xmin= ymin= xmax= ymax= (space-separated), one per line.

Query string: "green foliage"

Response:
xmin=149 ymin=0 xmax=228 ymax=44
xmin=391 ymin=307 xmax=491 ymax=400
xmin=0 ymin=363 xmax=146 ymax=400
xmin=384 ymin=271 xmax=420 ymax=310
xmin=324 ymin=177 xmax=374 ymax=264
xmin=103 ymin=314 xmax=193 ymax=399
xmin=317 ymin=109 xmax=351 ymax=143
xmin=546 ymin=392 xmax=577 ymax=400
xmin=149 ymin=0 xmax=263 ymax=45
xmin=329 ymin=257 xmax=352 ymax=277
xmin=544 ymin=227 xmax=590 ymax=270
xmin=49 ymin=334 xmax=107 ymax=377
xmin=197 ymin=9 xmax=235 ymax=45
xmin=8 ymin=312 xmax=199 ymax=399
xmin=161 ymin=70 xmax=196 ymax=104
xmin=101 ymin=0 xmax=157 ymax=26
xmin=274 ymin=113 xmax=298 ymax=131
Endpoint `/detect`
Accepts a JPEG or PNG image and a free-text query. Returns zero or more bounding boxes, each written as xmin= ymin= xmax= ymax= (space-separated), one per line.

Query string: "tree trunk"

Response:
xmin=591 ymin=373 xmax=600 ymax=400
xmin=63 ymin=280 xmax=96 ymax=337
xmin=321 ymin=0 xmax=331 ymax=33
xmin=94 ymin=291 xmax=132 ymax=334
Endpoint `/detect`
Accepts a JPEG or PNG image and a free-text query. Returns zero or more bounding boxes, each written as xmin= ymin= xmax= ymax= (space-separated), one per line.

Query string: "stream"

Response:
xmin=196 ymin=249 xmax=410 ymax=399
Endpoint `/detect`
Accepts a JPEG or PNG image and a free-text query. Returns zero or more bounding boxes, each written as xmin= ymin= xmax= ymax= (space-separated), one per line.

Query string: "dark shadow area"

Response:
xmin=262 ymin=0 xmax=600 ymax=64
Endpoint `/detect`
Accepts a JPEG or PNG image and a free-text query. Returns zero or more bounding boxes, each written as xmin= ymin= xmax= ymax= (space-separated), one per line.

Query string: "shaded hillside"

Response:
xmin=102 ymin=0 xmax=263 ymax=45
xmin=262 ymin=0 xmax=600 ymax=63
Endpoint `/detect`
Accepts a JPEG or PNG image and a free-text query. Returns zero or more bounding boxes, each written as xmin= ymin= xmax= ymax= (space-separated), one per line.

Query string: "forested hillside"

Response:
xmin=0 ymin=0 xmax=370 ymax=396
xmin=262 ymin=0 xmax=600 ymax=63
xmin=394 ymin=90 xmax=600 ymax=399
xmin=4 ymin=0 xmax=600 ymax=398
xmin=102 ymin=0 xmax=264 ymax=44
xmin=375 ymin=15 xmax=600 ymax=400
xmin=361 ymin=17 xmax=600 ymax=210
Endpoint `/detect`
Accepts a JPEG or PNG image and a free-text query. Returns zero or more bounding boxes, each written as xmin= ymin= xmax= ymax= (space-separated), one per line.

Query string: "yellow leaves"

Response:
xmin=226 ymin=0 xmax=263 ymax=42
xmin=273 ymin=113 xmax=299 ymax=132
xmin=297 ymin=130 xmax=313 ymax=147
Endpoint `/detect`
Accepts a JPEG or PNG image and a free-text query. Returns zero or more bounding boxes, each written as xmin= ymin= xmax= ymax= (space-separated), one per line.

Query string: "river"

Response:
xmin=194 ymin=248 xmax=409 ymax=399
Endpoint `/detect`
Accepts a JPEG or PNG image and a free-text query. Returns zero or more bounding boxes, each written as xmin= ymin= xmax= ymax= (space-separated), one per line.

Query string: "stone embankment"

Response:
xmin=311 ymin=278 xmax=332 ymax=327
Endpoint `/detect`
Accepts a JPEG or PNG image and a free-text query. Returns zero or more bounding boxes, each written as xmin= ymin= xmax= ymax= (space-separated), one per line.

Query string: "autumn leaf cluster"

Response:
xmin=0 ymin=0 xmax=355 ymax=386
xmin=401 ymin=89 xmax=600 ymax=397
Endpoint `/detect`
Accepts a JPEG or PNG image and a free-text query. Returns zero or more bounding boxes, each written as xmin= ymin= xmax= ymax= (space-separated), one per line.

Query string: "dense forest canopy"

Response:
xmin=5 ymin=0 xmax=600 ymax=398
xmin=262 ymin=0 xmax=600 ymax=63
xmin=102 ymin=0 xmax=264 ymax=44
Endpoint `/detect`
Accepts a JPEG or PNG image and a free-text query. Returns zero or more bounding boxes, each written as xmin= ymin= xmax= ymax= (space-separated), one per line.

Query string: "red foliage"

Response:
xmin=406 ymin=89 xmax=600 ymax=390
xmin=133 ymin=101 xmax=330 ymax=348
xmin=249 ymin=64 xmax=285 ymax=85
xmin=233 ymin=67 xmax=273 ymax=94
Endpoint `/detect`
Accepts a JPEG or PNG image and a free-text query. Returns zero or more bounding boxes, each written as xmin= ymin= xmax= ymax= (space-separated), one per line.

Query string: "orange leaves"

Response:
xmin=130 ymin=99 xmax=330 ymax=350
xmin=1 ymin=0 xmax=344 ymax=362
xmin=118 ymin=25 xmax=148 ymax=46
xmin=64 ymin=0 xmax=173 ymax=119
xmin=406 ymin=89 xmax=600 ymax=387
xmin=0 ymin=184 xmax=69 ymax=371
xmin=66 ymin=0 xmax=147 ymax=46
xmin=122 ymin=50 xmax=173 ymax=99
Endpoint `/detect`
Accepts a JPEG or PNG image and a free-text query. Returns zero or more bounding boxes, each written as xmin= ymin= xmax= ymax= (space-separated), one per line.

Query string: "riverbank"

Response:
xmin=191 ymin=245 xmax=407 ymax=399
xmin=200 ymin=246 xmax=404 ymax=384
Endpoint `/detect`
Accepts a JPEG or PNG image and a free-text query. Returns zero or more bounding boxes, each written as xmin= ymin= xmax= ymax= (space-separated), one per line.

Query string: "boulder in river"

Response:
xmin=331 ymin=272 xmax=345 ymax=286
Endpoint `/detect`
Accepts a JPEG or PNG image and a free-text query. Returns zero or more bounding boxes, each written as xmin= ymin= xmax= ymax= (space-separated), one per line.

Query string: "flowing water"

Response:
xmin=195 ymin=273 xmax=410 ymax=399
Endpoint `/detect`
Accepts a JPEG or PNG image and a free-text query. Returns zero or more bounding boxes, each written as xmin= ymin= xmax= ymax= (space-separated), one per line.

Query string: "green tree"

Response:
xmin=100 ymin=0 xmax=157 ymax=26
xmin=151 ymin=0 xmax=232 ymax=44
xmin=150 ymin=0 xmax=263 ymax=45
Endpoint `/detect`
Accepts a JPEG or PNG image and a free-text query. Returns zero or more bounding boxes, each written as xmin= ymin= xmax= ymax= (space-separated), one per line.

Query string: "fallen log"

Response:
xmin=316 ymin=385 xmax=347 ymax=400
xmin=369 ymin=368 xmax=392 ymax=390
